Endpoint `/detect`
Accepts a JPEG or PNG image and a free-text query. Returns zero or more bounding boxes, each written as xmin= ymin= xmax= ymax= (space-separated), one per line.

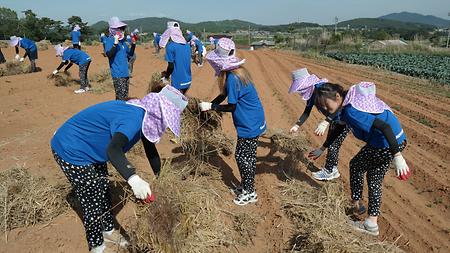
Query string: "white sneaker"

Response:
xmin=233 ymin=190 xmax=258 ymax=206
xmin=351 ymin=219 xmax=379 ymax=236
xmin=103 ymin=229 xmax=129 ymax=248
xmin=90 ymin=243 xmax=106 ymax=253
xmin=312 ymin=166 xmax=340 ymax=181
xmin=74 ymin=88 xmax=87 ymax=94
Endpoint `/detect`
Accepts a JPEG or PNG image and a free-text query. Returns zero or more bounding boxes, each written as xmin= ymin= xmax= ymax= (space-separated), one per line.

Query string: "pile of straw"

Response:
xmin=130 ymin=160 xmax=232 ymax=253
xmin=47 ymin=72 xmax=78 ymax=87
xmin=280 ymin=180 xmax=403 ymax=253
xmin=0 ymin=61 xmax=32 ymax=76
xmin=89 ymin=69 xmax=113 ymax=94
xmin=180 ymin=97 xmax=234 ymax=158
xmin=0 ymin=167 xmax=71 ymax=232
xmin=233 ymin=212 xmax=259 ymax=246
xmin=36 ymin=40 xmax=51 ymax=51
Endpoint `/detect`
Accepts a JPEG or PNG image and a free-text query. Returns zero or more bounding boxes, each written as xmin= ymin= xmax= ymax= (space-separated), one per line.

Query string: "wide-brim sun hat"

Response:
xmin=167 ymin=21 xmax=180 ymax=29
xmin=206 ymin=38 xmax=246 ymax=76
xmin=9 ymin=36 xmax=21 ymax=47
xmin=343 ymin=82 xmax=391 ymax=113
xmin=108 ymin=16 xmax=127 ymax=29
xmin=54 ymin=44 xmax=68 ymax=57
xmin=159 ymin=27 xmax=187 ymax=48
xmin=288 ymin=68 xmax=328 ymax=100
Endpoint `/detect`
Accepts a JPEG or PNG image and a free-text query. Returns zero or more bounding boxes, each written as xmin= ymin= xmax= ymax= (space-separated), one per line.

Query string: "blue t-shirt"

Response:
xmin=154 ymin=34 xmax=161 ymax=45
xmin=226 ymin=73 xmax=266 ymax=138
xmin=62 ymin=48 xmax=91 ymax=66
xmin=71 ymin=30 xmax=81 ymax=44
xmin=20 ymin=38 xmax=37 ymax=52
xmin=104 ymin=37 xmax=132 ymax=78
xmin=165 ymin=41 xmax=192 ymax=90
xmin=51 ymin=101 xmax=145 ymax=165
xmin=194 ymin=39 xmax=204 ymax=53
xmin=341 ymin=105 xmax=406 ymax=148
xmin=187 ymin=33 xmax=193 ymax=42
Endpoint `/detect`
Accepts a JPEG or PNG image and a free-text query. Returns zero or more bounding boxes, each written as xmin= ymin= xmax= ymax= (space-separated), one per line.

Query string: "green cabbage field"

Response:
xmin=326 ymin=52 xmax=450 ymax=85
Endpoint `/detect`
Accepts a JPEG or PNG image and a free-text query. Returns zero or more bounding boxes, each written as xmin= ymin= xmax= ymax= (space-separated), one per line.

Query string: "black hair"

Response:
xmin=314 ymin=82 xmax=347 ymax=110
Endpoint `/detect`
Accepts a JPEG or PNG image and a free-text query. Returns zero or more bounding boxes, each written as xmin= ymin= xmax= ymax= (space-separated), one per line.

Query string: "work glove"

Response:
xmin=308 ymin=147 xmax=325 ymax=160
xmin=199 ymin=101 xmax=212 ymax=111
xmin=52 ymin=70 xmax=58 ymax=75
xmin=131 ymin=33 xmax=139 ymax=44
xmin=161 ymin=76 xmax=170 ymax=85
xmin=392 ymin=154 xmax=411 ymax=180
xmin=15 ymin=54 xmax=20 ymax=60
xmin=290 ymin=124 xmax=300 ymax=134
xmin=314 ymin=120 xmax=330 ymax=136
xmin=100 ymin=32 xmax=105 ymax=37
xmin=127 ymin=175 xmax=152 ymax=200
xmin=19 ymin=57 xmax=25 ymax=62
xmin=114 ymin=34 xmax=120 ymax=45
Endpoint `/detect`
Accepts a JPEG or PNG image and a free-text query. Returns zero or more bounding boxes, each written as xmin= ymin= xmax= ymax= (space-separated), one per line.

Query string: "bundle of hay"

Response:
xmin=148 ymin=72 xmax=164 ymax=93
xmin=180 ymin=97 xmax=234 ymax=158
xmin=0 ymin=61 xmax=31 ymax=76
xmin=0 ymin=167 xmax=71 ymax=232
xmin=0 ymin=41 xmax=8 ymax=48
xmin=36 ymin=40 xmax=50 ymax=51
xmin=130 ymin=160 xmax=232 ymax=253
xmin=264 ymin=128 xmax=308 ymax=162
xmin=47 ymin=72 xmax=78 ymax=87
xmin=280 ymin=180 xmax=403 ymax=253
xmin=90 ymin=69 xmax=111 ymax=83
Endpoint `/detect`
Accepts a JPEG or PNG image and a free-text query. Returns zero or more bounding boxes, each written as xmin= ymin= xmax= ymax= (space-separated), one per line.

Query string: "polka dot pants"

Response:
xmin=52 ymin=151 xmax=114 ymax=248
xmin=113 ymin=77 xmax=129 ymax=100
xmin=235 ymin=137 xmax=258 ymax=193
xmin=79 ymin=62 xmax=90 ymax=90
xmin=325 ymin=123 xmax=349 ymax=173
xmin=349 ymin=142 xmax=406 ymax=216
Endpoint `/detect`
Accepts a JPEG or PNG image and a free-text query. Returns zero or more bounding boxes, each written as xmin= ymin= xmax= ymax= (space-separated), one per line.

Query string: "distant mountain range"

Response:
xmin=90 ymin=17 xmax=320 ymax=34
xmin=379 ymin=12 xmax=450 ymax=28
xmin=90 ymin=12 xmax=449 ymax=34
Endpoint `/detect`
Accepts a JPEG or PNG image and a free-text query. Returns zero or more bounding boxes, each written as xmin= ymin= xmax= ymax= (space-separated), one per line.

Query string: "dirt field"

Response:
xmin=0 ymin=45 xmax=449 ymax=253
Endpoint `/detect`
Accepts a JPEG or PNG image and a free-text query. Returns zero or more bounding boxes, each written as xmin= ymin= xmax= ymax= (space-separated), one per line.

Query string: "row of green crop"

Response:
xmin=326 ymin=52 xmax=450 ymax=85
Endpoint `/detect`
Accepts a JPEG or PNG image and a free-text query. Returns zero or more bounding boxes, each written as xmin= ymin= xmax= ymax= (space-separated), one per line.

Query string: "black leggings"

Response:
xmin=112 ymin=77 xmax=129 ymax=100
xmin=324 ymin=123 xmax=349 ymax=172
xmin=235 ymin=137 xmax=258 ymax=193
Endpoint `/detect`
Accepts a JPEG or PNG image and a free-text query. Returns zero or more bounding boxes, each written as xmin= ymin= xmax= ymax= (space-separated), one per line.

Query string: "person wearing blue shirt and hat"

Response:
xmin=199 ymin=38 xmax=266 ymax=206
xmin=104 ymin=16 xmax=136 ymax=100
xmin=153 ymin=32 xmax=161 ymax=54
xmin=52 ymin=44 xmax=92 ymax=94
xmin=159 ymin=22 xmax=192 ymax=94
xmin=71 ymin=25 xmax=82 ymax=49
xmin=9 ymin=36 xmax=38 ymax=72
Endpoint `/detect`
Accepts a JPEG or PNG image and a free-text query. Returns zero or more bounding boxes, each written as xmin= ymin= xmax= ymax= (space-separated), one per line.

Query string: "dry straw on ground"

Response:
xmin=0 ymin=167 xmax=71 ymax=234
xmin=280 ymin=180 xmax=403 ymax=253
xmin=180 ymin=97 xmax=234 ymax=158
xmin=0 ymin=61 xmax=32 ymax=77
xmin=129 ymin=160 xmax=232 ymax=253
xmin=89 ymin=69 xmax=114 ymax=94
xmin=47 ymin=72 xmax=78 ymax=87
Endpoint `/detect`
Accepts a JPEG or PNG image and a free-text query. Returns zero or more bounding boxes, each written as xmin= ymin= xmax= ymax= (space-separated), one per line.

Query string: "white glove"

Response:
xmin=308 ymin=148 xmax=324 ymax=160
xmin=127 ymin=175 xmax=151 ymax=200
xmin=392 ymin=154 xmax=410 ymax=177
xmin=52 ymin=70 xmax=58 ymax=75
xmin=314 ymin=120 xmax=330 ymax=136
xmin=199 ymin=102 xmax=212 ymax=111
xmin=101 ymin=33 xmax=105 ymax=37
xmin=19 ymin=57 xmax=25 ymax=62
xmin=161 ymin=77 xmax=170 ymax=85
xmin=290 ymin=124 xmax=300 ymax=134
xmin=114 ymin=34 xmax=120 ymax=45
xmin=15 ymin=54 xmax=20 ymax=60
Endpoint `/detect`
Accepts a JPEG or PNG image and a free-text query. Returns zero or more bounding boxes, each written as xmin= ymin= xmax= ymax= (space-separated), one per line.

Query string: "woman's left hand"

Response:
xmin=199 ymin=102 xmax=212 ymax=111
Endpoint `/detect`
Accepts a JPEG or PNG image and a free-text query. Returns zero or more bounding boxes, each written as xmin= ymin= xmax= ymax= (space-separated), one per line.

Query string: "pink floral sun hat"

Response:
xmin=206 ymin=38 xmax=246 ymax=76
xmin=288 ymin=68 xmax=328 ymax=100
xmin=343 ymin=82 xmax=391 ymax=113
xmin=159 ymin=27 xmax=187 ymax=48
xmin=54 ymin=44 xmax=68 ymax=57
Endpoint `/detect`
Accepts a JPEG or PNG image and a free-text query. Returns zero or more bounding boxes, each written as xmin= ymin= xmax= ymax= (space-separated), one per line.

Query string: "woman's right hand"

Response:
xmin=127 ymin=175 xmax=152 ymax=200
xmin=290 ymin=124 xmax=300 ymax=134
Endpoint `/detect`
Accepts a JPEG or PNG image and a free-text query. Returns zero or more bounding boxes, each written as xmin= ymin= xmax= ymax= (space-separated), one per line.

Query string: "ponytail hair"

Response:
xmin=314 ymin=82 xmax=347 ymax=109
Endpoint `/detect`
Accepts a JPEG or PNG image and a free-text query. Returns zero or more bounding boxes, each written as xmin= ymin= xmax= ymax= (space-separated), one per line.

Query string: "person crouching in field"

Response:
xmin=199 ymin=38 xmax=266 ymax=206
xmin=104 ymin=16 xmax=136 ymax=100
xmin=51 ymin=85 xmax=187 ymax=253
xmin=159 ymin=22 xmax=192 ymax=94
xmin=52 ymin=44 xmax=92 ymax=94
xmin=188 ymin=34 xmax=206 ymax=67
xmin=289 ymin=68 xmax=349 ymax=181
xmin=9 ymin=36 xmax=38 ymax=72
xmin=312 ymin=82 xmax=411 ymax=236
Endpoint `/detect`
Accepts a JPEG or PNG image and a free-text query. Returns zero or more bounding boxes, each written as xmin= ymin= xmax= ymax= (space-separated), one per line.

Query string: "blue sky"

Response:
xmin=0 ymin=0 xmax=448 ymax=25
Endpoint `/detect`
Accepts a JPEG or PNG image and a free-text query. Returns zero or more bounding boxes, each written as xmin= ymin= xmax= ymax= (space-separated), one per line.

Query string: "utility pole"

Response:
xmin=248 ymin=25 xmax=251 ymax=46
xmin=334 ymin=16 xmax=339 ymax=35
xmin=447 ymin=12 xmax=450 ymax=48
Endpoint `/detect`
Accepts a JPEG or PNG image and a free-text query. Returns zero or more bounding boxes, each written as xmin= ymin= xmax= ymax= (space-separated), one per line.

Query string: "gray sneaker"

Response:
xmin=312 ymin=166 xmax=340 ymax=181
xmin=351 ymin=219 xmax=379 ymax=236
